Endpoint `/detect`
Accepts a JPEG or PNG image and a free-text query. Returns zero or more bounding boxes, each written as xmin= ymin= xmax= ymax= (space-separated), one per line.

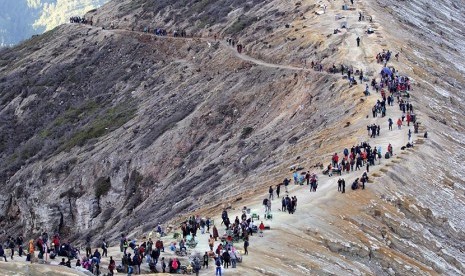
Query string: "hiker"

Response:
xmin=361 ymin=173 xmax=368 ymax=189
xmin=230 ymin=249 xmax=237 ymax=268
xmin=237 ymin=44 xmax=243 ymax=54
xmin=109 ymin=256 xmax=116 ymax=275
xmin=203 ymin=252 xmax=209 ymax=268
xmin=341 ymin=179 xmax=346 ymax=193
xmin=338 ymin=178 xmax=342 ymax=192
xmin=0 ymin=245 xmax=7 ymax=262
xmin=215 ymin=256 xmax=222 ymax=276
xmin=281 ymin=197 xmax=286 ymax=211
xmin=258 ymin=221 xmax=265 ymax=237
xmin=356 ymin=36 xmax=361 ymax=47
xmin=388 ymin=118 xmax=393 ymax=130
xmin=161 ymin=257 xmax=166 ymax=273
xmin=283 ymin=178 xmax=290 ymax=192
xmin=28 ymin=239 xmax=34 ymax=262
xmin=293 ymin=171 xmax=299 ymax=185
xmin=213 ymin=225 xmax=219 ymax=241
xmin=268 ymin=186 xmax=274 ymax=200
xmin=222 ymin=249 xmax=231 ymax=268
xmin=332 ymin=153 xmax=339 ymax=167
xmin=244 ymin=238 xmax=249 ymax=255
xmin=263 ymin=198 xmax=269 ymax=212
xmin=102 ymin=238 xmax=108 ymax=257
xmin=397 ymin=118 xmax=402 ymax=129
xmin=276 ymin=184 xmax=281 ymax=198
xmin=208 ymin=235 xmax=215 ymax=251
xmin=206 ymin=218 xmax=211 ymax=232
xmin=193 ymin=257 xmax=201 ymax=276
xmin=8 ymin=237 xmax=14 ymax=259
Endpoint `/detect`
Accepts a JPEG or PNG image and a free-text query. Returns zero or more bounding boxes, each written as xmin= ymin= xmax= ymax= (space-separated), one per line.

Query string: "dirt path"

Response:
xmin=108 ymin=28 xmax=322 ymax=73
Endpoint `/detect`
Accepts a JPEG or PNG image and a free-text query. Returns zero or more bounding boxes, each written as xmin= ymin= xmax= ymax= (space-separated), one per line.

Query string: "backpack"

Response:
xmin=194 ymin=259 xmax=201 ymax=270
xmin=172 ymin=260 xmax=179 ymax=270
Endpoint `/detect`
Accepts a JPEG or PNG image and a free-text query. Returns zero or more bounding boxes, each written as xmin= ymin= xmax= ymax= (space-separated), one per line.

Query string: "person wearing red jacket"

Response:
xmin=258 ymin=222 xmax=265 ymax=237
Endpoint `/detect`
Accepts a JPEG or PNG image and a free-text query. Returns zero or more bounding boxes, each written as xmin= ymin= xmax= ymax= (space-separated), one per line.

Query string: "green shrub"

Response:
xmin=240 ymin=126 xmax=253 ymax=139
xmin=94 ymin=177 xmax=111 ymax=198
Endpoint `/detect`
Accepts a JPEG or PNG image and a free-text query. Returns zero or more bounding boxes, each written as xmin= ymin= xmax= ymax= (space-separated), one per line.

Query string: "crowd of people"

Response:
xmin=1 ymin=3 xmax=429 ymax=275
xmin=69 ymin=16 xmax=92 ymax=25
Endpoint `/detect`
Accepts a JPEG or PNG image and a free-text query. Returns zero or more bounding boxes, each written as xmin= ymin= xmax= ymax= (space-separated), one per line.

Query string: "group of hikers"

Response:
xmin=225 ymin=38 xmax=243 ymax=54
xmin=70 ymin=16 xmax=92 ymax=25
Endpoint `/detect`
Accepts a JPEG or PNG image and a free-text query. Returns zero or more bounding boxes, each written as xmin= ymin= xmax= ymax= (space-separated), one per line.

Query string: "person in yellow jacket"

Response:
xmin=28 ymin=240 xmax=35 ymax=262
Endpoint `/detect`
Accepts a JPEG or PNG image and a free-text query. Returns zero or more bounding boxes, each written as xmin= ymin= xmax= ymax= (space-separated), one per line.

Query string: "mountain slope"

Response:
xmin=0 ymin=0 xmax=464 ymax=275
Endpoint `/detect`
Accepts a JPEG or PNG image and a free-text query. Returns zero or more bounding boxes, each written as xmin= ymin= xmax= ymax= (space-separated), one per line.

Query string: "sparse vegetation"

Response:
xmin=226 ymin=16 xmax=258 ymax=34
xmin=60 ymin=101 xmax=137 ymax=151
xmin=241 ymin=126 xmax=254 ymax=139
xmin=94 ymin=177 xmax=111 ymax=198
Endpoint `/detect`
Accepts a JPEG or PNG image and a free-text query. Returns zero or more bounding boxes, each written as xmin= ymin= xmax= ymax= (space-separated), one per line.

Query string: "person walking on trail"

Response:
xmin=281 ymin=197 xmax=286 ymax=211
xmin=215 ymin=256 xmax=222 ymax=276
xmin=276 ymin=184 xmax=281 ymax=198
xmin=356 ymin=36 xmax=361 ymax=47
xmin=0 ymin=245 xmax=7 ymax=262
xmin=203 ymin=252 xmax=209 ymax=268
xmin=108 ymin=256 xmax=116 ymax=275
xmin=283 ymin=178 xmax=290 ymax=192
xmin=397 ymin=118 xmax=402 ymax=129
xmin=268 ymin=186 xmax=274 ymax=200
xmin=8 ymin=237 xmax=15 ymax=259
xmin=244 ymin=239 xmax=249 ymax=255
xmin=212 ymin=225 xmax=219 ymax=241
xmin=342 ymin=178 xmax=346 ymax=193
xmin=222 ymin=250 xmax=230 ymax=269
xmin=408 ymin=129 xmax=412 ymax=141
xmin=263 ymin=198 xmax=269 ymax=213
xmin=208 ymin=235 xmax=215 ymax=251
xmin=102 ymin=238 xmax=108 ymax=257
xmin=258 ymin=222 xmax=265 ymax=237
xmin=388 ymin=118 xmax=393 ymax=130
xmin=28 ymin=239 xmax=35 ymax=262
xmin=338 ymin=178 xmax=342 ymax=192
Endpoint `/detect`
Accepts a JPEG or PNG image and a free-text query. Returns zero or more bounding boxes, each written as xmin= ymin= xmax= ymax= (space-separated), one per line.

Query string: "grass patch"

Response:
xmin=54 ymin=100 xmax=100 ymax=127
xmin=60 ymin=101 xmax=136 ymax=151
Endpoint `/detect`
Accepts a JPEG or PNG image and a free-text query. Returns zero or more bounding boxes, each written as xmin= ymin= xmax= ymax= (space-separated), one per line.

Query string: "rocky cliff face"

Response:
xmin=0 ymin=0 xmax=464 ymax=274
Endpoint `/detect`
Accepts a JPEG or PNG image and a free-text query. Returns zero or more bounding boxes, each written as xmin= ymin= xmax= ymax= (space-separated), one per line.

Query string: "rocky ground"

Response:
xmin=0 ymin=0 xmax=464 ymax=275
